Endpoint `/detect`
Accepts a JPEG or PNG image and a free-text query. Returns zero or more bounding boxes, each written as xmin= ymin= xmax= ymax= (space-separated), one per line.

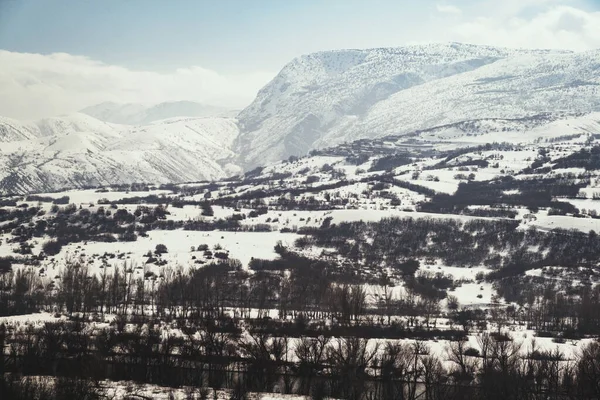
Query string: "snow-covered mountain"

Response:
xmin=0 ymin=114 xmax=239 ymax=194
xmin=4 ymin=43 xmax=600 ymax=194
xmin=0 ymin=116 xmax=41 ymax=142
xmin=236 ymin=43 xmax=600 ymax=169
xmin=81 ymin=101 xmax=237 ymax=125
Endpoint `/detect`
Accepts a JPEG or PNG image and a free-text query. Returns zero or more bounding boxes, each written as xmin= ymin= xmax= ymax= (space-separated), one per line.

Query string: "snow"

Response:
xmin=34 ymin=188 xmax=173 ymax=205
xmin=563 ymin=198 xmax=600 ymax=212
xmin=416 ymin=331 xmax=594 ymax=365
xmin=81 ymin=101 xmax=236 ymax=125
xmin=241 ymin=209 xmax=502 ymax=233
xmin=452 ymin=282 xmax=495 ymax=307
xmin=167 ymin=205 xmax=234 ymax=221
xmin=422 ymin=264 xmax=489 ymax=281
xmin=237 ymin=42 xmax=600 ymax=169
xmin=43 ymin=230 xmax=299 ymax=273
xmin=3 ymin=44 xmax=600 ymax=196
xmin=105 ymin=382 xmax=310 ymax=400
xmin=0 ymin=312 xmax=59 ymax=324
xmin=397 ymin=174 xmax=460 ymax=194
xmin=530 ymin=214 xmax=600 ymax=233
xmin=4 ymin=43 xmax=600 ymax=400
xmin=145 ymin=230 xmax=296 ymax=268
xmin=0 ymin=114 xmax=240 ymax=195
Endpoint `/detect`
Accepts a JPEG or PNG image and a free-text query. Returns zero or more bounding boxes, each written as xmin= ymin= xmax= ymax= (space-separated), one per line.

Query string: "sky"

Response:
xmin=0 ymin=0 xmax=599 ymax=120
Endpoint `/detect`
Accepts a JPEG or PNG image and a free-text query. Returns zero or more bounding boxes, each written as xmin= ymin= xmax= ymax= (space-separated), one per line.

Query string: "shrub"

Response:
xmin=119 ymin=231 xmax=137 ymax=242
xmin=155 ymin=244 xmax=168 ymax=254
xmin=0 ymin=257 xmax=12 ymax=273
xmin=464 ymin=347 xmax=480 ymax=357
xmin=201 ymin=201 xmax=214 ymax=217
xmin=52 ymin=196 xmax=70 ymax=205
xmin=304 ymin=175 xmax=320 ymax=184
xmin=42 ymin=240 xmax=63 ymax=256
xmin=394 ymin=259 xmax=420 ymax=276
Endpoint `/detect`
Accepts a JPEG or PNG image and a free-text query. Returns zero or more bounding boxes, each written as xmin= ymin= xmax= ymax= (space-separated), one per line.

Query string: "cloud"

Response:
xmin=0 ymin=50 xmax=274 ymax=120
xmin=436 ymin=3 xmax=462 ymax=15
xmin=1 ymin=0 xmax=598 ymax=121
xmin=447 ymin=4 xmax=600 ymax=51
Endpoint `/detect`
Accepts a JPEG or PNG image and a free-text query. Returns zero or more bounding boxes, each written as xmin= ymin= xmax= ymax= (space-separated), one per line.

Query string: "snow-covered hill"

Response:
xmin=0 ymin=116 xmax=42 ymax=142
xmin=81 ymin=101 xmax=237 ymax=125
xmin=236 ymin=43 xmax=600 ymax=169
xmin=0 ymin=114 xmax=239 ymax=194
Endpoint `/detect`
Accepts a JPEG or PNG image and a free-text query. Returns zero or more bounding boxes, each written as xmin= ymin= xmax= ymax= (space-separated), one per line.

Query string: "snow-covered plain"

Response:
xmin=50 ymin=230 xmax=300 ymax=274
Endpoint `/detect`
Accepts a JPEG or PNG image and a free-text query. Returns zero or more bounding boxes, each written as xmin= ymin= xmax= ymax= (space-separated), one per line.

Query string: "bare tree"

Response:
xmin=294 ymin=336 xmax=330 ymax=395
xmin=327 ymin=337 xmax=379 ymax=400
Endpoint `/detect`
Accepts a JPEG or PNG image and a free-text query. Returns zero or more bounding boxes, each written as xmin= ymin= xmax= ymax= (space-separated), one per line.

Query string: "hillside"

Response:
xmin=0 ymin=114 xmax=239 ymax=194
xmin=236 ymin=43 xmax=600 ymax=169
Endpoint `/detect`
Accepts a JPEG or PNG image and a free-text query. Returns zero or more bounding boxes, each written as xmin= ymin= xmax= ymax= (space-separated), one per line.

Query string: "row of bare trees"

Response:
xmin=6 ymin=256 xmax=600 ymax=340
xmin=0 ymin=258 xmax=371 ymax=323
xmin=3 ymin=319 xmax=600 ymax=400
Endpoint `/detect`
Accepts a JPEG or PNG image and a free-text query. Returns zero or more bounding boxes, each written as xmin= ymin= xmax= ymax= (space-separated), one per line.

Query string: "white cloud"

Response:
xmin=0 ymin=50 xmax=274 ymax=120
xmin=436 ymin=3 xmax=462 ymax=15
xmin=447 ymin=4 xmax=600 ymax=51
xmin=1 ymin=0 xmax=598 ymax=121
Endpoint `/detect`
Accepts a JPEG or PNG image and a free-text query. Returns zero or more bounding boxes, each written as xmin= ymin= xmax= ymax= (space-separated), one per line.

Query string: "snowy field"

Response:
xmin=39 ymin=230 xmax=300 ymax=276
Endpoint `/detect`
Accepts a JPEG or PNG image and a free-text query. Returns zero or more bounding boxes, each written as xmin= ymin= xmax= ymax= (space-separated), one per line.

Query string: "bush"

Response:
xmin=0 ymin=257 xmax=12 ymax=273
xmin=321 ymin=216 xmax=333 ymax=229
xmin=52 ymin=196 xmax=70 ymax=205
xmin=214 ymin=251 xmax=229 ymax=260
xmin=155 ymin=244 xmax=168 ymax=254
xmin=304 ymin=175 xmax=320 ymax=184
xmin=370 ymin=154 xmax=412 ymax=171
xmin=201 ymin=201 xmax=214 ymax=217
xmin=43 ymin=240 xmax=63 ymax=256
xmin=394 ymin=259 xmax=420 ymax=276
xmin=119 ymin=231 xmax=137 ymax=242
xmin=464 ymin=347 xmax=480 ymax=357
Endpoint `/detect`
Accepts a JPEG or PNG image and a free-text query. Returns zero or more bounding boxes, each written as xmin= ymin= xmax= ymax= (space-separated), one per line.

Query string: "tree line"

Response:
xmin=3 ymin=320 xmax=600 ymax=400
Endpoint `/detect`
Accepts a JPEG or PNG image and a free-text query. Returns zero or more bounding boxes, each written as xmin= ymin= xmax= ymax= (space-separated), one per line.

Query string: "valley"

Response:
xmin=3 ymin=125 xmax=600 ymax=398
xmin=2 ymin=42 xmax=600 ymax=399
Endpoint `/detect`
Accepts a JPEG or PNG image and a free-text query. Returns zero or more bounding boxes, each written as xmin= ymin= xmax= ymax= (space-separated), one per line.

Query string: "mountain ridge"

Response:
xmin=0 ymin=113 xmax=239 ymax=194
xmin=235 ymin=43 xmax=599 ymax=169
xmin=81 ymin=100 xmax=238 ymax=125
xmin=2 ymin=43 xmax=600 ymax=194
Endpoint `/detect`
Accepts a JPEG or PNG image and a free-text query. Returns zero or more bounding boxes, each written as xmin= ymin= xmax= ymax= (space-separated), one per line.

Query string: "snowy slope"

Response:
xmin=330 ymin=50 xmax=600 ymax=146
xmin=0 ymin=116 xmax=42 ymax=142
xmin=81 ymin=101 xmax=237 ymax=125
xmin=236 ymin=43 xmax=599 ymax=169
xmin=0 ymin=114 xmax=239 ymax=194
xmin=379 ymin=112 xmax=600 ymax=151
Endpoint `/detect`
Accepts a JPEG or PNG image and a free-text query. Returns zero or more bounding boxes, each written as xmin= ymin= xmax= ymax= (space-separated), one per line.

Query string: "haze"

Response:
xmin=0 ymin=0 xmax=599 ymax=120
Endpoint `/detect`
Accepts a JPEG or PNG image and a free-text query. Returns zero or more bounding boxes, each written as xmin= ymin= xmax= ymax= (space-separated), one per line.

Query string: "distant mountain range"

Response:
xmin=0 ymin=113 xmax=239 ymax=194
xmin=1 ymin=43 xmax=600 ymax=194
xmin=80 ymin=101 xmax=238 ymax=125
